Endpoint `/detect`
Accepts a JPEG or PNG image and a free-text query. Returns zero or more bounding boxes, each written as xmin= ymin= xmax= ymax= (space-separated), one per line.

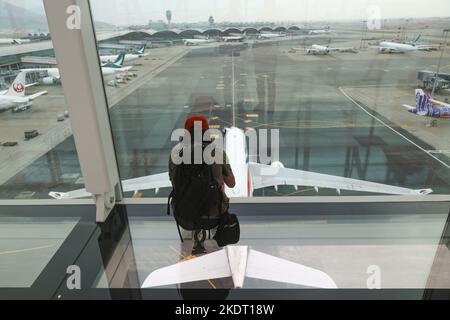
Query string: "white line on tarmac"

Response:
xmin=339 ymin=87 xmax=450 ymax=169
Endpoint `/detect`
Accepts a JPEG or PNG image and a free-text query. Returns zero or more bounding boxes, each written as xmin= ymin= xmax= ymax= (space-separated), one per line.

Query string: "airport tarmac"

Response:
xmin=1 ymin=36 xmax=450 ymax=199
xmin=0 ymin=46 xmax=190 ymax=196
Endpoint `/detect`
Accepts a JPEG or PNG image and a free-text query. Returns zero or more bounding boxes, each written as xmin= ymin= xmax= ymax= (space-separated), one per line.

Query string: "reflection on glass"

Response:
xmin=121 ymin=211 xmax=450 ymax=290
xmin=0 ymin=0 xmax=84 ymax=199
xmin=87 ymin=0 xmax=450 ymax=200
xmin=0 ymin=217 xmax=78 ymax=287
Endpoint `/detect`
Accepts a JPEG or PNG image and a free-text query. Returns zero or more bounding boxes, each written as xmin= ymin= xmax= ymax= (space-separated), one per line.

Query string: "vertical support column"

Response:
xmin=43 ymin=0 xmax=122 ymax=222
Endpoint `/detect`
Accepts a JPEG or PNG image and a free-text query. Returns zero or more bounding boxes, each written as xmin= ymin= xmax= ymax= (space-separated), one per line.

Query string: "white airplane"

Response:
xmin=0 ymin=38 xmax=31 ymax=45
xmin=258 ymin=33 xmax=285 ymax=40
xmin=308 ymin=29 xmax=330 ymax=35
xmin=222 ymin=35 xmax=245 ymax=42
xmin=376 ymin=37 xmax=434 ymax=54
xmin=293 ymin=44 xmax=357 ymax=55
xmin=49 ymin=126 xmax=432 ymax=200
xmin=100 ymin=45 xmax=148 ymax=64
xmin=403 ymin=89 xmax=450 ymax=118
xmin=0 ymin=72 xmax=47 ymax=112
xmin=142 ymin=245 xmax=338 ymax=289
xmin=377 ymin=41 xmax=419 ymax=53
xmin=405 ymin=35 xmax=437 ymax=51
xmin=22 ymin=63 xmax=132 ymax=84
xmin=182 ymin=38 xmax=214 ymax=46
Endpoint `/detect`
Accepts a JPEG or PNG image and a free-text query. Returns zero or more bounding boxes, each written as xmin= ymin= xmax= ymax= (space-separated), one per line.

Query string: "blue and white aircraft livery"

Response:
xmin=403 ymin=89 xmax=450 ymax=118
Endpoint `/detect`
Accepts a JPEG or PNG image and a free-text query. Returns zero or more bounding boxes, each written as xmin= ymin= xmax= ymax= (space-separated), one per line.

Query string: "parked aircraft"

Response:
xmin=22 ymin=54 xmax=132 ymax=83
xmin=0 ymin=38 xmax=31 ymax=45
xmin=100 ymin=45 xmax=147 ymax=64
xmin=292 ymin=44 xmax=357 ymax=55
xmin=403 ymin=89 xmax=450 ymax=118
xmin=258 ymin=33 xmax=285 ymax=40
xmin=308 ymin=29 xmax=330 ymax=35
xmin=222 ymin=35 xmax=245 ymax=42
xmin=0 ymin=72 xmax=47 ymax=112
xmin=376 ymin=36 xmax=434 ymax=53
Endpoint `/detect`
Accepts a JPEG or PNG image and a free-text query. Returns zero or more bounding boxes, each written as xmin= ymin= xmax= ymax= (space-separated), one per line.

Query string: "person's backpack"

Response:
xmin=167 ymin=144 xmax=222 ymax=242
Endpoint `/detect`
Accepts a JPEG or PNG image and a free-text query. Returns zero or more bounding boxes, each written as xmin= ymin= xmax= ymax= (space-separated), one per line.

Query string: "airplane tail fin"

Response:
xmin=6 ymin=72 xmax=27 ymax=97
xmin=137 ymin=44 xmax=146 ymax=54
xmin=413 ymin=34 xmax=421 ymax=45
xmin=112 ymin=52 xmax=126 ymax=66
xmin=415 ymin=89 xmax=433 ymax=116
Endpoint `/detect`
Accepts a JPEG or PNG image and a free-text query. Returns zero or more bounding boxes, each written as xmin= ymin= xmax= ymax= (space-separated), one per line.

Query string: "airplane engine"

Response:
xmin=41 ymin=76 xmax=58 ymax=85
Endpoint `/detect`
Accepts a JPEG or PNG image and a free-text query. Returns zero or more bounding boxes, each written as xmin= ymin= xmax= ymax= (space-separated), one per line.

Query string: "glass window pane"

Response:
xmin=88 ymin=0 xmax=450 ymax=200
xmin=0 ymin=216 xmax=79 ymax=287
xmin=0 ymin=0 xmax=84 ymax=200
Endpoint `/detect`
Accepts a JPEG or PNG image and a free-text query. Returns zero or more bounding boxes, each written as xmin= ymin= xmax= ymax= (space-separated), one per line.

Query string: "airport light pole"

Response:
xmin=431 ymin=29 xmax=449 ymax=97
xmin=360 ymin=20 xmax=367 ymax=50
xmin=231 ymin=48 xmax=236 ymax=127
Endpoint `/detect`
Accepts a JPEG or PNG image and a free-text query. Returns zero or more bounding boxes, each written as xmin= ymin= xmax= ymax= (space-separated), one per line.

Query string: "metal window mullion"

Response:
xmin=43 ymin=0 xmax=122 ymax=222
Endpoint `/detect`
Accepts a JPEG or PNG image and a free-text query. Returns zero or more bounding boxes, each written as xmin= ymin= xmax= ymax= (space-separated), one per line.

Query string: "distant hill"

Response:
xmin=0 ymin=1 xmax=48 ymax=32
xmin=0 ymin=1 xmax=116 ymax=34
xmin=94 ymin=21 xmax=117 ymax=31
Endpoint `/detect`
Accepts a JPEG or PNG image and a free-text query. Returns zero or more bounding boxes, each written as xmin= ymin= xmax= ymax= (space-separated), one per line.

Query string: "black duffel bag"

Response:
xmin=213 ymin=213 xmax=240 ymax=247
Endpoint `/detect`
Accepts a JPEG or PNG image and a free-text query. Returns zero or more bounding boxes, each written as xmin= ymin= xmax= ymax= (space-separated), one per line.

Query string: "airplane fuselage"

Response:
xmin=183 ymin=39 xmax=213 ymax=46
xmin=224 ymin=127 xmax=252 ymax=198
xmin=222 ymin=36 xmax=244 ymax=42
xmin=100 ymin=53 xmax=145 ymax=63
xmin=307 ymin=44 xmax=329 ymax=55
xmin=0 ymin=38 xmax=30 ymax=45
xmin=408 ymin=106 xmax=450 ymax=117
xmin=379 ymin=42 xmax=418 ymax=53
xmin=259 ymin=33 xmax=284 ymax=39
xmin=0 ymin=94 xmax=31 ymax=111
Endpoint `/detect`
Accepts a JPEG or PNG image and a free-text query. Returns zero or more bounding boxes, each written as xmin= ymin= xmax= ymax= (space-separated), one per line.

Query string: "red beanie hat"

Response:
xmin=184 ymin=115 xmax=209 ymax=132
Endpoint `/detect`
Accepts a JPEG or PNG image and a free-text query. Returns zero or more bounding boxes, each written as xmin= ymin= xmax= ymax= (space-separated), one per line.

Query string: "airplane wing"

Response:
xmin=328 ymin=47 xmax=357 ymax=53
xmin=119 ymin=66 xmax=133 ymax=72
xmin=246 ymin=248 xmax=337 ymax=288
xmin=27 ymin=91 xmax=48 ymax=100
xmin=402 ymin=104 xmax=416 ymax=111
xmin=430 ymin=98 xmax=450 ymax=108
xmin=249 ymin=162 xmax=432 ymax=195
xmin=415 ymin=45 xmax=435 ymax=51
xmin=49 ymin=172 xmax=171 ymax=199
xmin=121 ymin=172 xmax=171 ymax=193
xmin=142 ymin=246 xmax=337 ymax=289
xmin=25 ymin=82 xmax=39 ymax=88
xmin=49 ymin=189 xmax=91 ymax=200
xmin=142 ymin=248 xmax=231 ymax=288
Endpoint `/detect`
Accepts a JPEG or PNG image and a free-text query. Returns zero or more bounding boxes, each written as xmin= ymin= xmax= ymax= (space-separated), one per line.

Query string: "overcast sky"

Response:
xmin=5 ymin=0 xmax=450 ymax=25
